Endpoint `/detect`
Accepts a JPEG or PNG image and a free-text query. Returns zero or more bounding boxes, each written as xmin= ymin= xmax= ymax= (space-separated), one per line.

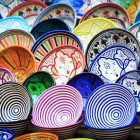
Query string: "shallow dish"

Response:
xmin=73 ymin=18 xmax=117 ymax=53
xmin=32 ymin=3 xmax=76 ymax=30
xmin=0 ymin=46 xmax=36 ymax=83
xmin=0 ymin=82 xmax=32 ymax=122
xmin=0 ymin=128 xmax=14 ymax=140
xmin=88 ymin=45 xmax=138 ymax=83
xmin=38 ymin=45 xmax=85 ymax=85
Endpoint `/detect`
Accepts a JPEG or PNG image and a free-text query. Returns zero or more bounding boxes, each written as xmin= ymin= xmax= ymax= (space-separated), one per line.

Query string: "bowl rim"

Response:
xmin=134 ymin=10 xmax=140 ymax=23
xmin=0 ymin=128 xmax=15 ymax=140
xmin=127 ymin=20 xmax=140 ymax=31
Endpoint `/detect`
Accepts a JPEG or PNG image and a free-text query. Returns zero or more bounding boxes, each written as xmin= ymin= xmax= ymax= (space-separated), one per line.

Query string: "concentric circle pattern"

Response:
xmin=0 ymin=82 xmax=32 ymax=122
xmin=85 ymin=84 xmax=136 ymax=129
xmin=32 ymin=85 xmax=83 ymax=128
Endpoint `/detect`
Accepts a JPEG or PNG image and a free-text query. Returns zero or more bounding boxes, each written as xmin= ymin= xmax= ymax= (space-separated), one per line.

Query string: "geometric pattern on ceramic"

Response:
xmin=86 ymin=28 xmax=140 ymax=68
xmin=0 ymin=67 xmax=15 ymax=84
xmin=0 ymin=46 xmax=36 ymax=84
xmin=72 ymin=18 xmax=117 ymax=53
xmin=0 ymin=16 xmax=30 ymax=33
xmin=31 ymin=30 xmax=83 ymax=65
xmin=7 ymin=1 xmax=47 ymax=28
xmin=0 ymin=0 xmax=25 ymax=18
xmin=23 ymin=71 xmax=56 ymax=106
xmin=79 ymin=2 xmax=130 ymax=29
xmin=0 ymin=128 xmax=14 ymax=140
xmin=0 ymin=29 xmax=35 ymax=51
xmin=32 ymin=85 xmax=83 ymax=128
xmin=37 ymin=45 xmax=85 ymax=85
xmin=67 ymin=72 xmax=104 ymax=108
xmin=32 ymin=3 xmax=77 ymax=30
xmin=128 ymin=21 xmax=140 ymax=43
xmin=134 ymin=10 xmax=140 ymax=23
xmin=31 ymin=18 xmax=70 ymax=40
xmin=116 ymin=70 xmax=140 ymax=113
xmin=88 ymin=45 xmax=138 ymax=83
xmin=0 ymin=82 xmax=32 ymax=122
xmin=84 ymin=84 xmax=137 ymax=129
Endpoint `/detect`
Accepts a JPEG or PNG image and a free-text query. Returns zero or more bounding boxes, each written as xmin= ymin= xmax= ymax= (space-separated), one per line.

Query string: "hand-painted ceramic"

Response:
xmin=128 ymin=21 xmax=140 ymax=42
xmin=0 ymin=46 xmax=36 ymax=84
xmin=88 ymin=45 xmax=138 ymax=83
xmin=32 ymin=3 xmax=76 ymax=30
xmin=67 ymin=139 xmax=93 ymax=140
xmin=72 ymin=18 xmax=117 ymax=53
xmin=0 ymin=13 xmax=3 ymax=19
xmin=0 ymin=82 xmax=32 ymax=122
xmin=38 ymin=45 xmax=85 ymax=85
xmin=86 ymin=28 xmax=140 ymax=68
xmin=32 ymin=85 xmax=83 ymax=128
xmin=23 ymin=71 xmax=56 ymax=106
xmin=134 ymin=10 xmax=140 ymax=23
xmin=52 ymin=0 xmax=108 ymax=18
xmin=85 ymin=83 xmax=137 ymax=129
xmin=31 ymin=30 xmax=83 ymax=65
xmin=67 ymin=72 xmax=104 ymax=108
xmin=79 ymin=2 xmax=130 ymax=29
xmin=116 ymin=70 xmax=140 ymax=113
xmin=0 ymin=67 xmax=15 ymax=84
xmin=7 ymin=1 xmax=47 ymax=28
xmin=0 ymin=16 xmax=30 ymax=33
xmin=0 ymin=0 xmax=25 ymax=18
xmin=0 ymin=128 xmax=14 ymax=140
xmin=31 ymin=18 xmax=70 ymax=40
xmin=0 ymin=29 xmax=35 ymax=51
xmin=14 ymin=132 xmax=58 ymax=140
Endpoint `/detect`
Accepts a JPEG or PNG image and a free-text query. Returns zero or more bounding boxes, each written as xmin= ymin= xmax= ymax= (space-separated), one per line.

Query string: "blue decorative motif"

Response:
xmin=0 ymin=128 xmax=14 ymax=140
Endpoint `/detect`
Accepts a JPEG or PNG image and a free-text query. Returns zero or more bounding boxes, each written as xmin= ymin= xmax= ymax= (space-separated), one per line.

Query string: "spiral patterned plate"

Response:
xmin=85 ymin=83 xmax=137 ymax=129
xmin=0 ymin=82 xmax=32 ymax=122
xmin=32 ymin=85 xmax=83 ymax=128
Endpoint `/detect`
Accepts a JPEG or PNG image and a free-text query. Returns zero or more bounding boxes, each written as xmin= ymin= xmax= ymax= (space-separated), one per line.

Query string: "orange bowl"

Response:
xmin=0 ymin=45 xmax=36 ymax=83
xmin=14 ymin=132 xmax=58 ymax=140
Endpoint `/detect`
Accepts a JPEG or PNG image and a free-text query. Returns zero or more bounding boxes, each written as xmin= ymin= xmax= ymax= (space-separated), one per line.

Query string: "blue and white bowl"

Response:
xmin=0 ymin=128 xmax=14 ymax=140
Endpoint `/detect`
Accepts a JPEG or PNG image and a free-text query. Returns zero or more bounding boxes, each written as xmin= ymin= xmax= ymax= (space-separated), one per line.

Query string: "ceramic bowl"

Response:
xmin=31 ymin=18 xmax=70 ymax=39
xmin=0 ymin=82 xmax=32 ymax=122
xmin=31 ymin=30 xmax=83 ymax=65
xmin=0 ymin=29 xmax=35 ymax=51
xmin=32 ymin=85 xmax=83 ymax=128
xmin=0 ymin=67 xmax=15 ymax=84
xmin=23 ymin=71 xmax=56 ymax=106
xmin=67 ymin=72 xmax=104 ymax=108
xmin=0 ymin=45 xmax=36 ymax=83
xmin=32 ymin=3 xmax=77 ymax=30
xmin=0 ymin=128 xmax=14 ymax=140
xmin=88 ymin=44 xmax=138 ymax=83
xmin=37 ymin=45 xmax=85 ymax=85
xmin=85 ymin=84 xmax=137 ymax=129
xmin=73 ymin=18 xmax=117 ymax=53
xmin=86 ymin=28 xmax=140 ymax=68
xmin=134 ymin=10 xmax=140 ymax=23
xmin=0 ymin=115 xmax=32 ymax=137
xmin=0 ymin=16 xmax=30 ymax=33
xmin=79 ymin=2 xmax=130 ymax=29
xmin=14 ymin=132 xmax=58 ymax=140
xmin=116 ymin=70 xmax=140 ymax=113
xmin=7 ymin=1 xmax=47 ymax=28
xmin=32 ymin=115 xmax=84 ymax=140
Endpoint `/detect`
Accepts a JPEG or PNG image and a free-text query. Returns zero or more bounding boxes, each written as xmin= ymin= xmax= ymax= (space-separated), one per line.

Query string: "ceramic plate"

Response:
xmin=0 ymin=46 xmax=36 ymax=84
xmin=0 ymin=82 xmax=32 ymax=122
xmin=52 ymin=0 xmax=108 ymax=18
xmin=31 ymin=18 xmax=70 ymax=40
xmin=7 ymin=1 xmax=47 ymax=28
xmin=86 ymin=28 xmax=140 ymax=68
xmin=32 ymin=3 xmax=76 ymax=30
xmin=79 ymin=2 xmax=130 ymax=29
xmin=116 ymin=70 xmax=140 ymax=113
xmin=0 ymin=128 xmax=14 ymax=140
xmin=23 ymin=71 xmax=56 ymax=106
xmin=134 ymin=10 xmax=140 ymax=23
xmin=0 ymin=67 xmax=15 ymax=84
xmin=31 ymin=30 xmax=83 ymax=65
xmin=0 ymin=29 xmax=35 ymax=51
xmin=0 ymin=16 xmax=30 ymax=33
xmin=128 ymin=21 xmax=140 ymax=43
xmin=67 ymin=72 xmax=104 ymax=108
xmin=88 ymin=45 xmax=138 ymax=83
xmin=38 ymin=45 xmax=85 ymax=85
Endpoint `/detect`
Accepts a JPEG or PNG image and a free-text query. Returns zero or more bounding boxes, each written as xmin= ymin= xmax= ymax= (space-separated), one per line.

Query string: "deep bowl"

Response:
xmin=0 ymin=128 xmax=14 ymax=140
